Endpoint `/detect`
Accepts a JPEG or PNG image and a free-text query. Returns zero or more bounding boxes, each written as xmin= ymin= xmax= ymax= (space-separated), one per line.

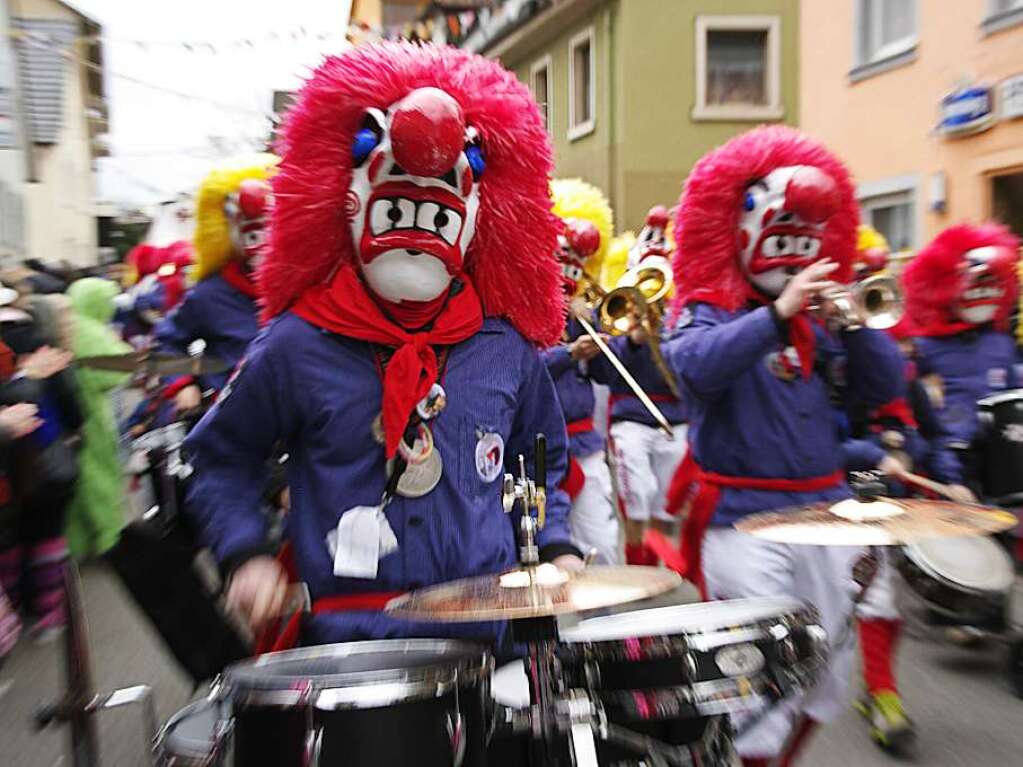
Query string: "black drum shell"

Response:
xmin=978 ymin=391 xmax=1023 ymax=503
xmin=894 ymin=546 xmax=1008 ymax=626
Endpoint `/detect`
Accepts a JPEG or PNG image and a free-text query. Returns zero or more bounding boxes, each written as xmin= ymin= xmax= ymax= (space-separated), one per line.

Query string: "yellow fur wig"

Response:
xmin=193 ymin=154 xmax=280 ymax=280
xmin=550 ymin=178 xmax=614 ymax=281
xmin=857 ymin=224 xmax=889 ymax=255
xmin=600 ymin=231 xmax=634 ymax=290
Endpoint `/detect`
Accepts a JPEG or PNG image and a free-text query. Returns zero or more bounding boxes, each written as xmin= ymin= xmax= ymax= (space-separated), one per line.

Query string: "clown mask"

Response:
xmin=957 ymin=246 xmax=1009 ymax=325
xmin=348 ymin=87 xmax=483 ymax=306
xmin=557 ymin=219 xmax=600 ymax=296
xmin=627 ymin=205 xmax=671 ymax=269
xmin=225 ymin=179 xmax=271 ymax=271
xmin=737 ymin=165 xmax=840 ymax=297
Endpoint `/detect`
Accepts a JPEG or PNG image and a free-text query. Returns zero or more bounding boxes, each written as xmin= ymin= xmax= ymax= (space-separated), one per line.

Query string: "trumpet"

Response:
xmin=597 ymin=258 xmax=680 ymax=398
xmin=812 ymin=274 xmax=902 ymax=331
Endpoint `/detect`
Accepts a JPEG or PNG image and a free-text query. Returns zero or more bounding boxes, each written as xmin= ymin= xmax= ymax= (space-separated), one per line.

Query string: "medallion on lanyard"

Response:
xmin=417 ymin=383 xmax=447 ymax=421
xmin=391 ymin=423 xmax=443 ymax=497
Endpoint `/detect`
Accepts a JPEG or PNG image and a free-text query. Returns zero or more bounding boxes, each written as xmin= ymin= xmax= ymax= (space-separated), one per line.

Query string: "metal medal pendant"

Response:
xmin=371 ymin=413 xmax=386 ymax=445
xmin=391 ymin=449 xmax=443 ymax=498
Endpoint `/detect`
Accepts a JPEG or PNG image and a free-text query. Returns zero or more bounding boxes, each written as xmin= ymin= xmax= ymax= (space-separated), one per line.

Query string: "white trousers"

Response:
xmin=855 ymin=550 xmax=900 ymax=621
xmin=568 ymin=451 xmax=621 ymax=565
xmin=703 ymin=529 xmax=864 ymax=759
xmin=609 ymin=420 xmax=687 ymax=523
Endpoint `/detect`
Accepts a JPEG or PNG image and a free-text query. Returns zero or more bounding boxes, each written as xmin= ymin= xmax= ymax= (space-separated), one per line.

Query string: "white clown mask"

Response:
xmin=348 ymin=87 xmax=483 ymax=304
xmin=737 ymin=165 xmax=841 ymax=297
xmin=627 ymin=206 xmax=671 ymax=270
xmin=957 ymin=246 xmax=1006 ymax=325
xmin=225 ymin=179 xmax=272 ymax=271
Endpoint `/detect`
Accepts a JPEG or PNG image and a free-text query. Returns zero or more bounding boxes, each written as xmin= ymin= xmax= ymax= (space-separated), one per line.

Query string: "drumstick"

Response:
xmin=896 ymin=471 xmax=967 ymax=503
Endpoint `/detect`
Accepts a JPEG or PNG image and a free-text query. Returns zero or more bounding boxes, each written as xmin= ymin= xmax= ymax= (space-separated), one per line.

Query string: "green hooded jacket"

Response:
xmin=66 ymin=278 xmax=132 ymax=557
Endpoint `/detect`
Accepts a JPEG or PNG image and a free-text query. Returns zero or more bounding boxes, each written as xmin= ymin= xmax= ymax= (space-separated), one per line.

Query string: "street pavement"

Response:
xmin=1 ymin=560 xmax=1021 ymax=766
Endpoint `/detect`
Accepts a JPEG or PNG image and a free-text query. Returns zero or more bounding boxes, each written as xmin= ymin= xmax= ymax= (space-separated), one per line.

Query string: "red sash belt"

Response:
xmin=257 ymin=591 xmax=405 ymax=654
xmin=566 ymin=417 xmax=595 ymax=435
xmin=608 ymin=392 xmax=678 ymax=405
xmin=658 ymin=453 xmax=843 ymax=596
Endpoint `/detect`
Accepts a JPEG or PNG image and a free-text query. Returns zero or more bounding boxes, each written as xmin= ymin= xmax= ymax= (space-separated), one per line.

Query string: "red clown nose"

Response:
xmin=237 ymin=179 xmax=270 ymax=218
xmin=565 ymin=219 xmax=600 ymax=259
xmin=645 ymin=205 xmax=670 ymax=230
xmin=390 ymin=87 xmax=466 ymax=178
xmin=784 ymin=166 xmax=840 ymax=224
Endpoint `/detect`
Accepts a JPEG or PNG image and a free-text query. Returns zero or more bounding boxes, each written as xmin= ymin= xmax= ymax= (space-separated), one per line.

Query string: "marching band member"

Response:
xmin=665 ymin=126 xmax=904 ymax=765
xmin=588 ymin=205 xmax=687 ymax=566
xmin=546 ymin=178 xmax=620 ymax=564
xmin=900 ymin=223 xmax=1021 ymax=486
xmin=154 ymin=155 xmax=278 ymax=411
xmin=183 ymin=42 xmax=579 ymax=647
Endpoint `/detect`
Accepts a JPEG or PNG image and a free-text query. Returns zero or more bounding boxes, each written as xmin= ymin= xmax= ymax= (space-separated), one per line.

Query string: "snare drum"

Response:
xmin=223 ymin=640 xmax=491 ymax=767
xmin=155 ymin=700 xmax=230 ymax=766
xmin=896 ymin=536 xmax=1013 ymax=624
xmin=978 ymin=390 xmax=1023 ymax=503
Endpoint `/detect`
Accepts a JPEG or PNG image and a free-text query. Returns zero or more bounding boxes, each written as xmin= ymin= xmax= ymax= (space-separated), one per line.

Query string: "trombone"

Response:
xmin=573 ymin=266 xmax=677 ymax=438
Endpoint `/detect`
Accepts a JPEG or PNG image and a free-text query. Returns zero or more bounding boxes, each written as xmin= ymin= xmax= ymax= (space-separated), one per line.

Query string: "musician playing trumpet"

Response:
xmin=586 ymin=205 xmax=688 ymax=566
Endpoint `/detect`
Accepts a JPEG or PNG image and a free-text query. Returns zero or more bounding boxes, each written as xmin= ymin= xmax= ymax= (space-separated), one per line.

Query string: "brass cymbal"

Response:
xmin=77 ymin=351 xmax=230 ymax=376
xmin=385 ymin=564 xmax=683 ymax=622
xmin=735 ymin=497 xmax=1018 ymax=547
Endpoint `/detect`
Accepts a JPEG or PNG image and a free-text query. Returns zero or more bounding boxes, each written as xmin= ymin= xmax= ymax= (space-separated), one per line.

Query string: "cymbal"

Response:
xmin=385 ymin=564 xmax=683 ymax=622
xmin=77 ymin=351 xmax=230 ymax=376
xmin=735 ymin=497 xmax=1018 ymax=547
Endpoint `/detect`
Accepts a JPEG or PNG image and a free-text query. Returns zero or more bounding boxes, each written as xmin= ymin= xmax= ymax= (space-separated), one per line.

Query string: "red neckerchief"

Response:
xmin=686 ymin=286 xmax=816 ymax=380
xmin=0 ymin=339 xmax=14 ymax=380
xmin=292 ymin=266 xmax=483 ymax=457
xmin=871 ymin=397 xmax=918 ymax=430
xmin=221 ymin=260 xmax=259 ymax=299
xmin=909 ymin=317 xmax=980 ymax=338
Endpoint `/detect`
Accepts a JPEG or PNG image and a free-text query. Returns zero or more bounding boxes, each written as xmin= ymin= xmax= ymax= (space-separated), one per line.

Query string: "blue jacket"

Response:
xmin=154 ymin=274 xmax=259 ymax=391
xmin=912 ymin=328 xmax=1018 ymax=447
xmin=586 ymin=322 xmax=687 ymax=427
xmin=665 ymin=303 xmax=904 ymax=527
xmin=542 ymin=319 xmax=603 ymax=458
xmin=183 ymin=313 xmax=573 ymax=645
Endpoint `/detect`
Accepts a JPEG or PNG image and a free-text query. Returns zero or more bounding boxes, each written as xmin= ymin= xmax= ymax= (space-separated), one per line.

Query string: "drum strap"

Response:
xmin=660 ymin=452 xmax=844 ymax=596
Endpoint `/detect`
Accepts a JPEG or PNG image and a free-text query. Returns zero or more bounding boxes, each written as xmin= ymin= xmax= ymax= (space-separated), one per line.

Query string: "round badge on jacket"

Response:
xmin=475 ymin=432 xmax=504 ymax=482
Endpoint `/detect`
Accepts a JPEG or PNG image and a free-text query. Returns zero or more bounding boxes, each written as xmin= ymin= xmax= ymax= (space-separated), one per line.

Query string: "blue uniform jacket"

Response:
xmin=154 ymin=274 xmax=259 ymax=391
xmin=585 ymin=324 xmax=687 ymax=427
xmin=913 ymin=328 xmax=1018 ymax=447
xmin=665 ymin=303 xmax=904 ymax=527
xmin=542 ymin=319 xmax=603 ymax=458
xmin=183 ymin=313 xmax=573 ymax=645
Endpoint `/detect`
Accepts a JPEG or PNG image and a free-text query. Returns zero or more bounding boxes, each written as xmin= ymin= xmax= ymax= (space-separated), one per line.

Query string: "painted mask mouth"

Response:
xmin=748 ymin=225 xmax=823 ymax=275
xmin=361 ymin=181 xmax=466 ymax=273
xmin=961 ymin=272 xmax=1003 ymax=308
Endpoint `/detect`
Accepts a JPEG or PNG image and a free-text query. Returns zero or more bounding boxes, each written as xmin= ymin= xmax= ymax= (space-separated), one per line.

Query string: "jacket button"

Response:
xmin=408 ymin=516 xmax=423 ymax=527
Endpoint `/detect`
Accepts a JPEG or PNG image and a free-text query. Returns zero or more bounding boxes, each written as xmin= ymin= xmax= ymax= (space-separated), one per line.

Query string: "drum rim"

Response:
xmin=155 ymin=698 xmax=231 ymax=760
xmin=977 ymin=388 xmax=1023 ymax=408
xmin=558 ymin=597 xmax=813 ymax=644
xmin=223 ymin=639 xmax=491 ymax=709
xmin=900 ymin=538 xmax=1014 ymax=593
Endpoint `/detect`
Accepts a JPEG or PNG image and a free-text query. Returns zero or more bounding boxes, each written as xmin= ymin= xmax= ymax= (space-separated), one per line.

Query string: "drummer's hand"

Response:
xmin=877 ymin=454 xmax=909 ymax=479
xmin=20 ymin=345 xmax=72 ymax=379
xmin=945 ymin=484 xmax=977 ymax=505
xmin=569 ymin=336 xmax=602 ymax=362
xmin=0 ymin=403 xmax=41 ymax=438
xmin=227 ymin=556 xmax=288 ymax=632
xmin=277 ymin=486 xmax=291 ymax=513
xmin=174 ymin=384 xmax=202 ymax=413
xmin=552 ymin=554 xmax=586 ymax=573
xmin=773 ymin=260 xmax=838 ymax=319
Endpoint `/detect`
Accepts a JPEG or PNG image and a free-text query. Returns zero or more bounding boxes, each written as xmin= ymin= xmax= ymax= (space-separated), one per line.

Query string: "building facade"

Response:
xmin=801 ymin=0 xmax=1023 ymax=253
xmin=11 ymin=0 xmax=107 ymax=267
xmin=445 ymin=0 xmax=799 ymax=233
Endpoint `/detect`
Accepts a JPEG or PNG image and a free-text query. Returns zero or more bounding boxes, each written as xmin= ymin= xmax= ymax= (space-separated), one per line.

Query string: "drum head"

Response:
xmin=905 ymin=536 xmax=1014 ymax=592
xmin=559 ymin=597 xmax=808 ymax=643
xmin=226 ymin=639 xmax=488 ymax=693
xmin=161 ymin=700 xmax=228 ymax=758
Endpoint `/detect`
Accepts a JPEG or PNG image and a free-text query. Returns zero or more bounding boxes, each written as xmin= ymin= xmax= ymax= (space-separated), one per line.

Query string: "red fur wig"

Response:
xmin=672 ymin=126 xmax=859 ymax=310
xmin=901 ymin=223 xmax=1020 ymax=334
xmin=261 ymin=41 xmax=564 ymax=346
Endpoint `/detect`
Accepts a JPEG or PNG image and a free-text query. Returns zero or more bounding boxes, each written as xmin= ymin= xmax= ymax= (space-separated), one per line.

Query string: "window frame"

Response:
xmin=529 ymin=54 xmax=553 ymax=135
xmin=858 ymin=176 xmax=920 ymax=253
xmin=693 ymin=14 xmax=783 ymax=122
xmin=983 ymin=0 xmax=1023 ymax=35
xmin=567 ymin=25 xmax=596 ymax=142
xmin=850 ymin=0 xmax=918 ymax=81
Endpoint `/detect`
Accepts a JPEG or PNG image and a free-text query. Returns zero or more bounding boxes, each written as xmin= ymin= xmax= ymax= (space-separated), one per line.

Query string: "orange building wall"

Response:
xmin=801 ymin=1 xmax=1023 ymax=242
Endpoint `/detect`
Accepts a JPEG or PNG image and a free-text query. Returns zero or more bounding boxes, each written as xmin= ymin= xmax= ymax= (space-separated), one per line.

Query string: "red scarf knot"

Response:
xmin=292 ymin=266 xmax=483 ymax=457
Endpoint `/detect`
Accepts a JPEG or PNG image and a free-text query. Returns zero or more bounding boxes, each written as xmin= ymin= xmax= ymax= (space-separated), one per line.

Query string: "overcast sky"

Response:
xmin=74 ymin=0 xmax=352 ymax=210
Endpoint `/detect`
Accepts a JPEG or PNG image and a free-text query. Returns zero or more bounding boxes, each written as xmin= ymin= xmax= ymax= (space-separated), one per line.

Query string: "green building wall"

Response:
xmin=498 ymin=0 xmax=800 ymax=234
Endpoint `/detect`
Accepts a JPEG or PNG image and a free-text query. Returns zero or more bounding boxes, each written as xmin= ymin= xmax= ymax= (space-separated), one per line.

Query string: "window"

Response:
xmin=984 ymin=0 xmax=1023 ymax=35
xmin=568 ymin=27 xmax=595 ymax=141
xmin=861 ymin=190 xmax=916 ymax=252
xmin=694 ymin=16 xmax=782 ymax=121
xmin=856 ymin=0 xmax=916 ymax=66
xmin=530 ymin=55 xmax=552 ymax=133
